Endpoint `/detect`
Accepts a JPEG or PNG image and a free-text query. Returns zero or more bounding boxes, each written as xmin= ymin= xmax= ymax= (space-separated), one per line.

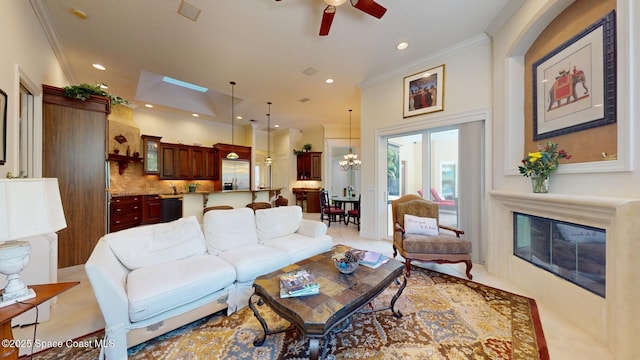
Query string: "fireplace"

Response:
xmin=513 ymin=212 xmax=605 ymax=297
xmin=488 ymin=190 xmax=640 ymax=359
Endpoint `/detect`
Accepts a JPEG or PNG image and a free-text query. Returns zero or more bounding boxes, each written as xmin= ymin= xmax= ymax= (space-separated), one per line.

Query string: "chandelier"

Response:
xmin=265 ymin=101 xmax=273 ymax=166
xmin=340 ymin=109 xmax=361 ymax=171
xmin=226 ymin=81 xmax=239 ymax=160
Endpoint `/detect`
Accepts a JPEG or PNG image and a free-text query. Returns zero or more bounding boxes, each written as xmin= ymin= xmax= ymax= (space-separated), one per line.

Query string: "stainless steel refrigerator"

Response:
xmin=221 ymin=159 xmax=250 ymax=190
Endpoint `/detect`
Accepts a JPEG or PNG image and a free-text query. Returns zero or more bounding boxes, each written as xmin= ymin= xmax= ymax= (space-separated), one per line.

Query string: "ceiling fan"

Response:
xmin=276 ymin=0 xmax=387 ymax=36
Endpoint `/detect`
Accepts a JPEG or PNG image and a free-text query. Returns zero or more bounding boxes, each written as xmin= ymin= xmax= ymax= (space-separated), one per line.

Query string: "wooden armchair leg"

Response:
xmin=464 ymin=260 xmax=473 ymax=280
xmin=404 ymin=259 xmax=412 ymax=278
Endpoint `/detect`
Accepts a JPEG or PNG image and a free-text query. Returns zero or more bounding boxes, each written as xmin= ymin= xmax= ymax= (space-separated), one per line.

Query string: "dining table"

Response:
xmin=331 ymin=196 xmax=360 ymax=224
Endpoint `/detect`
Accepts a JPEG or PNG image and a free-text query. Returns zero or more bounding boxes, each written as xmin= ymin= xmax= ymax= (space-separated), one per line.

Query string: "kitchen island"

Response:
xmin=181 ymin=188 xmax=283 ymax=222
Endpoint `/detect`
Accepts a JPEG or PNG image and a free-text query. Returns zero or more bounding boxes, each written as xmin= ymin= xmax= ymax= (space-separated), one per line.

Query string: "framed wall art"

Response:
xmin=403 ymin=64 xmax=444 ymax=118
xmin=0 ymin=88 xmax=6 ymax=165
xmin=532 ymin=10 xmax=616 ymax=141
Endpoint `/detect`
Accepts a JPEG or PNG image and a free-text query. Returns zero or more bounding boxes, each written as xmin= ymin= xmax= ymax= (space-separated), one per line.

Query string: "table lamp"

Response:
xmin=0 ymin=178 xmax=66 ymax=307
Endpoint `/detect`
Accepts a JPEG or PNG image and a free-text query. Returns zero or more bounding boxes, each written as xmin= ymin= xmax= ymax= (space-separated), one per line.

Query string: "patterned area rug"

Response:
xmin=21 ymin=267 xmax=548 ymax=359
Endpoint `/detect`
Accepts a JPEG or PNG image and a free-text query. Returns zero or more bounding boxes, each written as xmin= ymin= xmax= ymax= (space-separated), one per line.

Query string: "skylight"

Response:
xmin=162 ymin=76 xmax=208 ymax=93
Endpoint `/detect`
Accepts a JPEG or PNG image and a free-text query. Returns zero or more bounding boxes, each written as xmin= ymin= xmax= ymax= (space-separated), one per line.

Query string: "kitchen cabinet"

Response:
xmin=43 ymin=85 xmax=109 ymax=267
xmin=297 ymin=152 xmax=322 ymax=180
xmin=191 ymin=147 xmax=206 ymax=178
xmin=141 ymin=135 xmax=161 ymax=174
xmin=141 ymin=195 xmax=162 ymax=224
xmin=160 ymin=143 xmax=208 ymax=180
xmin=160 ymin=143 xmax=190 ymax=179
xmin=110 ymin=195 xmax=142 ymax=232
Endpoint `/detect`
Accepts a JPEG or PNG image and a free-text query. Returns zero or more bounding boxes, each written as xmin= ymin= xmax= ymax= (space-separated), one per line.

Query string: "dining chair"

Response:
xmin=319 ymin=190 xmax=345 ymax=227
xmin=345 ymin=194 xmax=361 ymax=230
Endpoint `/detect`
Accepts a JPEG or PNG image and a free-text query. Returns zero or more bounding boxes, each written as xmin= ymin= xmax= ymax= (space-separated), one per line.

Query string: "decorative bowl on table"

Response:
xmin=332 ymin=249 xmax=362 ymax=274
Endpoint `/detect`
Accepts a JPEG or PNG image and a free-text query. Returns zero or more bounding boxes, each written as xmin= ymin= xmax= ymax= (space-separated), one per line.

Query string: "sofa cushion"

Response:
xmin=218 ymin=244 xmax=289 ymax=283
xmin=255 ymin=206 xmax=302 ymax=243
xmin=103 ymin=216 xmax=206 ymax=270
xmin=127 ymin=254 xmax=236 ymax=322
xmin=263 ymin=233 xmax=332 ymax=264
xmin=203 ymin=207 xmax=259 ymax=254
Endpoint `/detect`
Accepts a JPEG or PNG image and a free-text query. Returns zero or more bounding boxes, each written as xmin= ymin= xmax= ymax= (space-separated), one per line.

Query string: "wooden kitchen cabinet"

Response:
xmin=43 ymin=85 xmax=109 ymax=267
xmin=141 ymin=135 xmax=162 ymax=174
xmin=110 ymin=195 xmax=142 ymax=232
xmin=141 ymin=195 xmax=162 ymax=224
xmin=160 ymin=143 xmax=209 ymax=179
xmin=297 ymin=152 xmax=322 ymax=180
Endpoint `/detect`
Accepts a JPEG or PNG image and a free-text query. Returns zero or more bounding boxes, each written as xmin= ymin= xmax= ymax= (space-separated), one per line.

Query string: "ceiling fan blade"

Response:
xmin=350 ymin=0 xmax=387 ymax=19
xmin=319 ymin=5 xmax=336 ymax=36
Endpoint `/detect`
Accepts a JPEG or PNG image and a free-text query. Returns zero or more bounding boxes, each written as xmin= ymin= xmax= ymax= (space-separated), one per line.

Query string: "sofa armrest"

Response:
xmin=296 ymin=219 xmax=328 ymax=238
xmin=85 ymin=240 xmax=131 ymax=328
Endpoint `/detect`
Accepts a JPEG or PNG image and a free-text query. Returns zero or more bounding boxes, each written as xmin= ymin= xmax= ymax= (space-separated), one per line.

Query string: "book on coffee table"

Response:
xmin=280 ymin=270 xmax=320 ymax=298
xmin=358 ymin=251 xmax=390 ymax=269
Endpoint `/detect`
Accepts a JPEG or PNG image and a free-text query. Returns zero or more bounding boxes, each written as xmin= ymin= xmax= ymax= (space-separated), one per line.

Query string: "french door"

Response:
xmin=383 ymin=121 xmax=484 ymax=264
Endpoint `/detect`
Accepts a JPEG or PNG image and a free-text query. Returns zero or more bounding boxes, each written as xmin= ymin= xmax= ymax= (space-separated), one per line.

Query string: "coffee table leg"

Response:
xmin=248 ymin=295 xmax=296 ymax=347
xmin=389 ymin=275 xmax=407 ymax=318
xmin=358 ymin=275 xmax=407 ymax=318
xmin=248 ymin=295 xmax=269 ymax=346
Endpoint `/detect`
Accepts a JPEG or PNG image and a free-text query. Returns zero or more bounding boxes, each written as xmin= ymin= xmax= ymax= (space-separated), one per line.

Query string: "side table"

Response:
xmin=0 ymin=282 xmax=79 ymax=360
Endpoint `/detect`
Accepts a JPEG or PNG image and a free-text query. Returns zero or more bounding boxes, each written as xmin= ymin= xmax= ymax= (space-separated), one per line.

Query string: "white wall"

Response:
xmin=489 ymin=1 xmax=639 ymax=357
xmin=0 ymin=1 xmax=66 ymax=175
xmin=359 ymin=37 xmax=494 ymax=239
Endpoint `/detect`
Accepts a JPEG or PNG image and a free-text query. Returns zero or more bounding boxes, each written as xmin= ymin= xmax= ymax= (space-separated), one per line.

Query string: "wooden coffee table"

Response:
xmin=249 ymin=245 xmax=406 ymax=359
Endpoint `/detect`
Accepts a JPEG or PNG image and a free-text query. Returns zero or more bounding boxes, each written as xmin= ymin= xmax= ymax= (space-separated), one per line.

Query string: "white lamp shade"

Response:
xmin=0 ymin=178 xmax=67 ymax=241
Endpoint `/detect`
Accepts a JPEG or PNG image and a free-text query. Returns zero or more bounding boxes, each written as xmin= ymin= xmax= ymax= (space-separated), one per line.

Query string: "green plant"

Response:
xmin=186 ymin=183 xmax=200 ymax=189
xmin=518 ymin=141 xmax=571 ymax=178
xmin=62 ymin=84 xmax=129 ymax=106
xmin=303 ymin=143 xmax=312 ymax=151
xmin=293 ymin=149 xmax=303 ymax=156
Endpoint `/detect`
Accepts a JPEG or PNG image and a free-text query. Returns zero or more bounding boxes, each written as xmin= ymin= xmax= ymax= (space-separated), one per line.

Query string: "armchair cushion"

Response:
xmin=104 ymin=216 xmax=206 ymax=270
xmin=404 ymin=214 xmax=439 ymax=235
xmin=402 ymin=233 xmax=472 ymax=254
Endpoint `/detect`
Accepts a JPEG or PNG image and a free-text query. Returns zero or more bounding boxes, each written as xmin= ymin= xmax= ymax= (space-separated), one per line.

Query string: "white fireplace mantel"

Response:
xmin=487 ymin=190 xmax=640 ymax=359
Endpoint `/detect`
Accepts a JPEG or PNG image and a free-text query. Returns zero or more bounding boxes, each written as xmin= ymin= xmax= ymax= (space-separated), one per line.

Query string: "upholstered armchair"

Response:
xmin=392 ymin=194 xmax=472 ymax=279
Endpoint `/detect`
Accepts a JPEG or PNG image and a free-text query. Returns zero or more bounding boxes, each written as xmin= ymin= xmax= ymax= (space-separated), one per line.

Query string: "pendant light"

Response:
xmin=265 ymin=101 xmax=273 ymax=166
xmin=340 ymin=109 xmax=361 ymax=171
xmin=226 ymin=81 xmax=239 ymax=160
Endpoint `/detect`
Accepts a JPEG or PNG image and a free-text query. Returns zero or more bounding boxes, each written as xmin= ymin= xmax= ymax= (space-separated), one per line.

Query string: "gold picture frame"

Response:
xmin=403 ymin=64 xmax=444 ymax=118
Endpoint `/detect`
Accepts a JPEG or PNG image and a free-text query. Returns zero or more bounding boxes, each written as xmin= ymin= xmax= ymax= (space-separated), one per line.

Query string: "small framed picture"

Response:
xmin=403 ymin=64 xmax=444 ymax=118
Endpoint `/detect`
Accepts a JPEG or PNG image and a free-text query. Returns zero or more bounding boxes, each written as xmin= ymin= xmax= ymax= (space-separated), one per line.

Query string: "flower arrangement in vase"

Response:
xmin=518 ymin=141 xmax=571 ymax=193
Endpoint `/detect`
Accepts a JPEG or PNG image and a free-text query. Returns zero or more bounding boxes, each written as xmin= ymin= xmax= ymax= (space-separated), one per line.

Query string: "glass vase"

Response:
xmin=531 ymin=175 xmax=550 ymax=193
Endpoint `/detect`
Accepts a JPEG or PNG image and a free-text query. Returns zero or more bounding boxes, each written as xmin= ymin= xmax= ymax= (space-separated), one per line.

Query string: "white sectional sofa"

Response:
xmin=85 ymin=205 xmax=331 ymax=359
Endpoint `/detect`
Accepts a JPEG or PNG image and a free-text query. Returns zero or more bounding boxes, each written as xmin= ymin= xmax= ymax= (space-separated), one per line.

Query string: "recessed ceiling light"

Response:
xmin=92 ymin=64 xmax=106 ymax=71
xmin=274 ymin=124 xmax=280 ymax=128
xmin=325 ymin=78 xmax=334 ymax=84
xmin=192 ymin=113 xmax=199 ymax=117
xmin=397 ymin=42 xmax=409 ymax=50
xmin=236 ymin=116 xmax=242 ymax=120
xmin=72 ymin=8 xmax=88 ymax=20
xmin=145 ymin=104 xmax=154 ymax=108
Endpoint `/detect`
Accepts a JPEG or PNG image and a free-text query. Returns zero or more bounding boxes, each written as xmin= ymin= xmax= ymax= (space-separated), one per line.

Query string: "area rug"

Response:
xmin=21 ymin=267 xmax=548 ymax=359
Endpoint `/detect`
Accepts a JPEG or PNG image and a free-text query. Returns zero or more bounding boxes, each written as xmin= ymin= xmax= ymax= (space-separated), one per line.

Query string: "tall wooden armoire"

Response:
xmin=43 ymin=85 xmax=110 ymax=267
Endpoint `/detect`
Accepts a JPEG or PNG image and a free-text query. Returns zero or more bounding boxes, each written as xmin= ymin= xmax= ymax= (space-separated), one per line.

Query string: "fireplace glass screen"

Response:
xmin=513 ymin=212 xmax=605 ymax=297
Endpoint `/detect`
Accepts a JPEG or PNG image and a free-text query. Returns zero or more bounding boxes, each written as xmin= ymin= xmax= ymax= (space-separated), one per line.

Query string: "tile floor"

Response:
xmin=12 ymin=214 xmax=613 ymax=359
